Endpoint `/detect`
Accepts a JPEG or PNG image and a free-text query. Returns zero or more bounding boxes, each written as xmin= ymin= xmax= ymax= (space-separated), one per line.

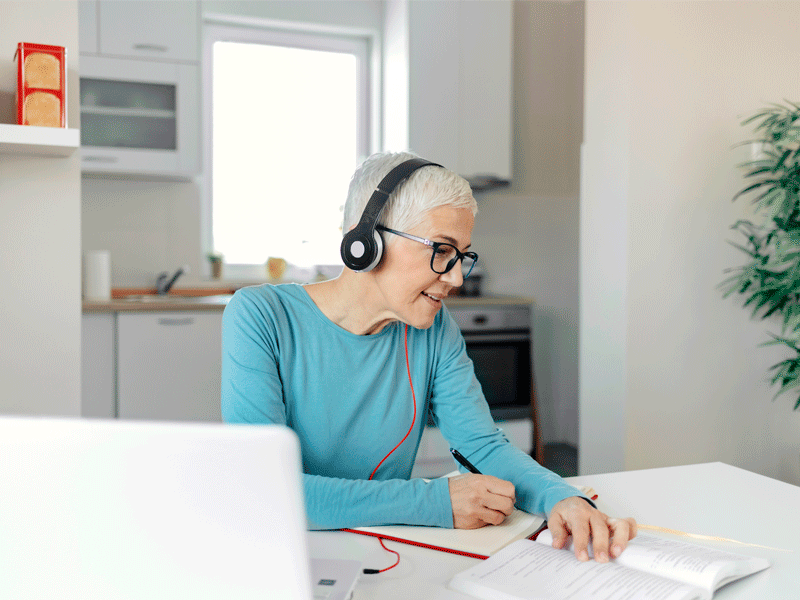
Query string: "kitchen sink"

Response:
xmin=119 ymin=294 xmax=190 ymax=302
xmin=118 ymin=293 xmax=233 ymax=304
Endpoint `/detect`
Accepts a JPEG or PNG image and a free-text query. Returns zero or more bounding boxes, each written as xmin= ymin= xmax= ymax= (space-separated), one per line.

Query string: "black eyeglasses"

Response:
xmin=377 ymin=225 xmax=479 ymax=278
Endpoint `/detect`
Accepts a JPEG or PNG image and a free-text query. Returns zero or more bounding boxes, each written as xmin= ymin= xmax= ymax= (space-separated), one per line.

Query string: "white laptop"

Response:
xmin=0 ymin=416 xmax=360 ymax=600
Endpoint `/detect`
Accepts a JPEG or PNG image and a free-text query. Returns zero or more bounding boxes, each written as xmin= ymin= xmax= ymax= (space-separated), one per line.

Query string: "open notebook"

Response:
xmin=0 ymin=416 xmax=359 ymax=600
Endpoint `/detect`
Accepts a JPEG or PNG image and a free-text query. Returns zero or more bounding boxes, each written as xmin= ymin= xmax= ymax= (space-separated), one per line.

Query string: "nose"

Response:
xmin=439 ymin=261 xmax=464 ymax=287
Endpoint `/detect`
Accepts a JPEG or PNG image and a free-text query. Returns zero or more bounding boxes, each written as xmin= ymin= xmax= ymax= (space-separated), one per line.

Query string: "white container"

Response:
xmin=84 ymin=250 xmax=111 ymax=301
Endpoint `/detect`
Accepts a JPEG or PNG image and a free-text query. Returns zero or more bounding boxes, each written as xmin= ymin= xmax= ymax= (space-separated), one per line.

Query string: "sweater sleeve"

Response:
xmin=429 ymin=309 xmax=590 ymax=517
xmin=220 ymin=288 xmax=453 ymax=529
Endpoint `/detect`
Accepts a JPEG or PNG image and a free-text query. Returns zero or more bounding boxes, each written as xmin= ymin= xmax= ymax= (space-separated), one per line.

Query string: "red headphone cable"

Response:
xmin=363 ymin=323 xmax=417 ymax=574
xmin=367 ymin=323 xmax=417 ymax=481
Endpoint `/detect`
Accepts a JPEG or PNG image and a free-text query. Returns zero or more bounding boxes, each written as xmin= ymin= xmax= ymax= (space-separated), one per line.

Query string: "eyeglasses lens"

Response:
xmin=460 ymin=256 xmax=476 ymax=278
xmin=431 ymin=245 xmax=476 ymax=278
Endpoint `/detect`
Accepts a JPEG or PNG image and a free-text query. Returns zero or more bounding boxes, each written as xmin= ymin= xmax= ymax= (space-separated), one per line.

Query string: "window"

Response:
xmin=203 ymin=19 xmax=375 ymax=278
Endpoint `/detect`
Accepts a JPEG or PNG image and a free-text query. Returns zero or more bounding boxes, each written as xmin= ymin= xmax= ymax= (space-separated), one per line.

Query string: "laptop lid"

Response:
xmin=0 ymin=416 xmax=314 ymax=600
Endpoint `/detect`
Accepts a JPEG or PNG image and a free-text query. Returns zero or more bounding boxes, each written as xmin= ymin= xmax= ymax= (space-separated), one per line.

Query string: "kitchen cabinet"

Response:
xmin=79 ymin=55 xmax=200 ymax=178
xmin=116 ymin=312 xmax=222 ymax=422
xmin=79 ymin=0 xmax=199 ymax=63
xmin=384 ymin=0 xmax=513 ymax=188
xmin=78 ymin=0 xmax=98 ymax=54
xmin=78 ymin=1 xmax=200 ymax=178
xmin=82 ymin=313 xmax=115 ymax=418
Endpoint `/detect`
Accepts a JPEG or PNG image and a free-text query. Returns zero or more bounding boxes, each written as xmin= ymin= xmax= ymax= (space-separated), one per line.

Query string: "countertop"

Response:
xmin=82 ymin=287 xmax=533 ymax=313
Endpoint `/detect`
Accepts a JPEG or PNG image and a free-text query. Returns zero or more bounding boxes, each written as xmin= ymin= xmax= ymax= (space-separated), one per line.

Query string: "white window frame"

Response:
xmin=201 ymin=14 xmax=380 ymax=281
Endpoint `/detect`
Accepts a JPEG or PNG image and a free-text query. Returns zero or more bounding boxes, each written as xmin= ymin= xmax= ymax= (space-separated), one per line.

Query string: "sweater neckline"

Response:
xmin=290 ymin=283 xmax=400 ymax=340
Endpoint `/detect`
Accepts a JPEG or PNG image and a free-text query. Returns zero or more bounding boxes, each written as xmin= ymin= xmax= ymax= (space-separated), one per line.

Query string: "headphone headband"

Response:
xmin=358 ymin=158 xmax=442 ymax=234
xmin=340 ymin=158 xmax=443 ymax=272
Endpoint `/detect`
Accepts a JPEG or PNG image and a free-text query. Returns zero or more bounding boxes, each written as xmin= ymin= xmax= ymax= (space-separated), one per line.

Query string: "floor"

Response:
xmin=542 ymin=443 xmax=578 ymax=478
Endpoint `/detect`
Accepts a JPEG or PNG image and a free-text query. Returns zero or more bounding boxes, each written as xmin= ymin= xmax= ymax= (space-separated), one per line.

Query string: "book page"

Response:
xmin=448 ymin=539 xmax=706 ymax=600
xmin=352 ymin=508 xmax=545 ymax=556
xmin=536 ymin=531 xmax=770 ymax=592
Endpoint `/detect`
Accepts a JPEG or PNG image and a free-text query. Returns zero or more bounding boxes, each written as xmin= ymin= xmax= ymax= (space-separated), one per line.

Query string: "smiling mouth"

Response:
xmin=422 ymin=291 xmax=443 ymax=303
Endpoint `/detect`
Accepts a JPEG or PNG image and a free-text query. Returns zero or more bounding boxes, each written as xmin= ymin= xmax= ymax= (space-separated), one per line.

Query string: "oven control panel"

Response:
xmin=447 ymin=305 xmax=530 ymax=333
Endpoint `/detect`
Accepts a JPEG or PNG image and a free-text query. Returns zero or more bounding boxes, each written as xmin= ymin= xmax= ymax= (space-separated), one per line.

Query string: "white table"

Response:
xmin=308 ymin=462 xmax=800 ymax=599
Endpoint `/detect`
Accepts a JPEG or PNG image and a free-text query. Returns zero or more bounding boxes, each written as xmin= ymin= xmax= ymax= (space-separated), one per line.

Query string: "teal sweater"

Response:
xmin=221 ymin=284 xmax=584 ymax=529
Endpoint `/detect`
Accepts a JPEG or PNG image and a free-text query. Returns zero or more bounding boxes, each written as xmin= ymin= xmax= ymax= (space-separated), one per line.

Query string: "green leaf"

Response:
xmin=771 ymin=377 xmax=800 ymax=401
xmin=734 ymin=180 xmax=773 ymax=201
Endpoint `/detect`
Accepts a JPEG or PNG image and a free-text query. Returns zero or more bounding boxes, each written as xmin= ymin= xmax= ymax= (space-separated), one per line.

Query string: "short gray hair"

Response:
xmin=341 ymin=151 xmax=477 ymax=235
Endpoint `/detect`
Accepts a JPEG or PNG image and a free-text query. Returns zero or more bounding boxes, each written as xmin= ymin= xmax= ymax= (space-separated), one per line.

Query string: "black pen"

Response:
xmin=450 ymin=448 xmax=482 ymax=474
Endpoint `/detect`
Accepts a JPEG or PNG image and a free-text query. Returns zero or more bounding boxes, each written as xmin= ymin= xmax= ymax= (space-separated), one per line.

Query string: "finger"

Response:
xmin=609 ymin=517 xmax=637 ymax=557
xmin=483 ymin=476 xmax=516 ymax=503
xmin=547 ymin=514 xmax=569 ymax=549
xmin=590 ymin=514 xmax=611 ymax=563
xmin=570 ymin=519 xmax=591 ymax=562
xmin=483 ymin=491 xmax=516 ymax=516
xmin=465 ymin=501 xmax=508 ymax=527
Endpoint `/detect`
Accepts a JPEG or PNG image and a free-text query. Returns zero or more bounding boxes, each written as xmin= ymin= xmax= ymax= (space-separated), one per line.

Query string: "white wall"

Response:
xmin=0 ymin=1 xmax=82 ymax=415
xmin=581 ymin=0 xmax=800 ymax=485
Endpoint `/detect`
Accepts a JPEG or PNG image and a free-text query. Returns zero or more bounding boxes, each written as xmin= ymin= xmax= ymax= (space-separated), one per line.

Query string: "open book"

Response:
xmin=449 ymin=531 xmax=770 ymax=600
xmin=343 ymin=508 xmax=546 ymax=559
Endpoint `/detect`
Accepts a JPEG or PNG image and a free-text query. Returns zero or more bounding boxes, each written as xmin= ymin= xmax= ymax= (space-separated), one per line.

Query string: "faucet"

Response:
xmin=156 ymin=265 xmax=189 ymax=295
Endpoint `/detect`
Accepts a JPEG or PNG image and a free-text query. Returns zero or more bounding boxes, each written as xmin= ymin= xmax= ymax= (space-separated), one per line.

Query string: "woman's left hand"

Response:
xmin=547 ymin=496 xmax=637 ymax=562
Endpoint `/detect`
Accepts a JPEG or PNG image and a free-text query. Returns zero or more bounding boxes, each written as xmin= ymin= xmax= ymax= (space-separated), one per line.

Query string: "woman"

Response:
xmin=222 ymin=151 xmax=636 ymax=563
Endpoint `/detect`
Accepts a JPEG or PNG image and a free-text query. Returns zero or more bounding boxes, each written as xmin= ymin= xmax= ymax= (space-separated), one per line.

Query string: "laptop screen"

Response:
xmin=0 ymin=417 xmax=314 ymax=600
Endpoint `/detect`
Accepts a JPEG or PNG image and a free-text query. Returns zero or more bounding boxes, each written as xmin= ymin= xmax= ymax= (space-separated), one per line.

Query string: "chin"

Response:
xmin=407 ymin=311 xmax=439 ymax=330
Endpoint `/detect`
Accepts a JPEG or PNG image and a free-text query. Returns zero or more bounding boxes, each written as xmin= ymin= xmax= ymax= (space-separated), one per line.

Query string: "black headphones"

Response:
xmin=340 ymin=157 xmax=443 ymax=272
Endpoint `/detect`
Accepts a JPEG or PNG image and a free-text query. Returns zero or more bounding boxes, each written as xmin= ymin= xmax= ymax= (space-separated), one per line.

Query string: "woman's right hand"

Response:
xmin=448 ymin=473 xmax=516 ymax=529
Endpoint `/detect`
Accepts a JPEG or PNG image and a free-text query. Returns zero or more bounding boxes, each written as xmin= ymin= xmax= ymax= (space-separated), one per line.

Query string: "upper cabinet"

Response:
xmin=80 ymin=56 xmax=200 ymax=178
xmin=80 ymin=0 xmax=199 ymax=63
xmin=384 ymin=0 xmax=513 ymax=190
xmin=78 ymin=1 xmax=200 ymax=179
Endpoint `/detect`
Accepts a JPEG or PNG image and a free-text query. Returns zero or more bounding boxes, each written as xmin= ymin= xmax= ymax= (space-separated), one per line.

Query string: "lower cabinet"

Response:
xmin=117 ymin=312 xmax=222 ymax=421
xmin=82 ymin=311 xmax=223 ymax=422
xmin=82 ymin=313 xmax=116 ymax=418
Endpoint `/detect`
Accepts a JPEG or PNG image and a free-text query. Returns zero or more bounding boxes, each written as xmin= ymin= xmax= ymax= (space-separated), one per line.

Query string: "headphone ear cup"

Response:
xmin=341 ymin=227 xmax=383 ymax=272
xmin=360 ymin=228 xmax=384 ymax=272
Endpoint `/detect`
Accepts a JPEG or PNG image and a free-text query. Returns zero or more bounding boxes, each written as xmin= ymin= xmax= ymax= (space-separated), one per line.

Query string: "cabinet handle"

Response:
xmin=82 ymin=156 xmax=119 ymax=163
xmin=133 ymin=43 xmax=169 ymax=53
xmin=158 ymin=317 xmax=195 ymax=327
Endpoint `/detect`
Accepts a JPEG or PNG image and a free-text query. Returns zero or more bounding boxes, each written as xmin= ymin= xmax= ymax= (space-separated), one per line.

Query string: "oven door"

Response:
xmin=462 ymin=331 xmax=532 ymax=421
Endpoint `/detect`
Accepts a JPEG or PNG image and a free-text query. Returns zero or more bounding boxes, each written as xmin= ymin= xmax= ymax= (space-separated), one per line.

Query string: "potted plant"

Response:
xmin=207 ymin=252 xmax=223 ymax=280
xmin=721 ymin=100 xmax=800 ymax=410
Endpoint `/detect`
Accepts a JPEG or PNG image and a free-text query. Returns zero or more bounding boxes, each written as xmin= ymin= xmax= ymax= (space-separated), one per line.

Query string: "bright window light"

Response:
xmin=208 ymin=29 xmax=369 ymax=269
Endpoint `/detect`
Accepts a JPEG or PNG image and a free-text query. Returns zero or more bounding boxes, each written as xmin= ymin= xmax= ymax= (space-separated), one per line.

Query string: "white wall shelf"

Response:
xmin=0 ymin=123 xmax=80 ymax=157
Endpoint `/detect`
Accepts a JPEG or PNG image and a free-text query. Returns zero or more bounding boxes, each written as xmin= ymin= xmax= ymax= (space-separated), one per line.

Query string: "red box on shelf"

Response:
xmin=13 ymin=42 xmax=67 ymax=128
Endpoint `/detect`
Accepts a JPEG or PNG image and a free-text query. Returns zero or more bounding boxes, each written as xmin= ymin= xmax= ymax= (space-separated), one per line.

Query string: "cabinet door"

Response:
xmin=457 ymin=0 xmax=512 ymax=181
xmin=99 ymin=0 xmax=199 ymax=62
xmin=391 ymin=0 xmax=513 ymax=183
xmin=80 ymin=55 xmax=200 ymax=178
xmin=117 ymin=312 xmax=222 ymax=422
xmin=79 ymin=0 xmax=98 ymax=54
xmin=82 ymin=313 xmax=115 ymax=418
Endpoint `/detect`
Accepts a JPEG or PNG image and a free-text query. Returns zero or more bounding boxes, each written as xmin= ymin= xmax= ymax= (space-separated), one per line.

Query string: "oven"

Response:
xmin=447 ymin=301 xmax=533 ymax=422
